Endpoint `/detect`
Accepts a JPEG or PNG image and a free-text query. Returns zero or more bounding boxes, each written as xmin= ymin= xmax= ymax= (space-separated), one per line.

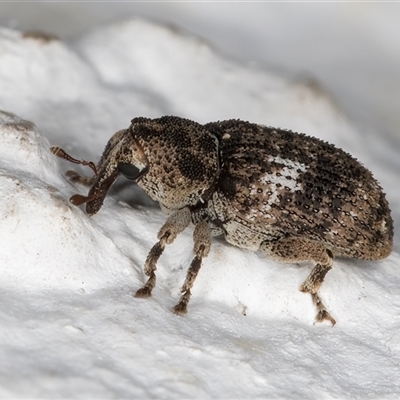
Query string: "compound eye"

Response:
xmin=118 ymin=162 xmax=144 ymax=180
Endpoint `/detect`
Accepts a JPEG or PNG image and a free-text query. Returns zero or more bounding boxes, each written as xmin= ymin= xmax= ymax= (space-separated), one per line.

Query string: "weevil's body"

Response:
xmin=205 ymin=120 xmax=392 ymax=260
xmin=51 ymin=116 xmax=393 ymax=325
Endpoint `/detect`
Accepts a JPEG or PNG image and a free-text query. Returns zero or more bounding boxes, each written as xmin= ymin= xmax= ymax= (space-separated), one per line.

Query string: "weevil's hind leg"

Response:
xmin=299 ymin=260 xmax=336 ymax=326
xmin=173 ymin=220 xmax=211 ymax=315
xmin=260 ymin=237 xmax=336 ymax=326
xmin=135 ymin=207 xmax=192 ymax=299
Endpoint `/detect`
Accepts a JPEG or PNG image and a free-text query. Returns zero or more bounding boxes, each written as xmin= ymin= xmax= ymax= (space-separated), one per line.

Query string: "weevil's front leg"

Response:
xmin=173 ymin=220 xmax=211 ymax=315
xmin=135 ymin=207 xmax=191 ymax=298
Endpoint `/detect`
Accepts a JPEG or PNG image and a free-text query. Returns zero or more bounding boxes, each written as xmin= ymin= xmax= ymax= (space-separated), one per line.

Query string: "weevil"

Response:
xmin=51 ymin=116 xmax=393 ymax=325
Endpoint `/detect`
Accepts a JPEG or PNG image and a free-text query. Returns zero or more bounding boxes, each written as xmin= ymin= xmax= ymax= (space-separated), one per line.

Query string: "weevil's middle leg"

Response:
xmin=135 ymin=207 xmax=191 ymax=299
xmin=174 ymin=220 xmax=211 ymax=315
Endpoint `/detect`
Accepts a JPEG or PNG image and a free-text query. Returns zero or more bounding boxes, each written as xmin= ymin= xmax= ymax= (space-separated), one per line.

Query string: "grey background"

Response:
xmin=1 ymin=2 xmax=399 ymax=143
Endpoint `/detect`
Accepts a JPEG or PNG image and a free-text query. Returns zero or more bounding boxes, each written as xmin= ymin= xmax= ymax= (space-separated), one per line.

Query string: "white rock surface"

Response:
xmin=0 ymin=20 xmax=399 ymax=399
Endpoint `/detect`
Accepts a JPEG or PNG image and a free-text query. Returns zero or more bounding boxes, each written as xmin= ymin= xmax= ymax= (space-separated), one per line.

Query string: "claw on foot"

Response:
xmin=135 ymin=273 xmax=156 ymax=298
xmin=173 ymin=290 xmax=191 ymax=315
xmin=311 ymin=293 xmax=336 ymax=326
xmin=135 ymin=287 xmax=152 ymax=298
xmin=316 ymin=310 xmax=336 ymax=326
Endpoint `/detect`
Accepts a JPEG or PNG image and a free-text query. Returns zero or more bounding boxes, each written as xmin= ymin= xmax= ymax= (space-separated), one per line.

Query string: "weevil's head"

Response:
xmin=75 ymin=116 xmax=220 ymax=215
xmin=76 ymin=128 xmax=149 ymax=215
